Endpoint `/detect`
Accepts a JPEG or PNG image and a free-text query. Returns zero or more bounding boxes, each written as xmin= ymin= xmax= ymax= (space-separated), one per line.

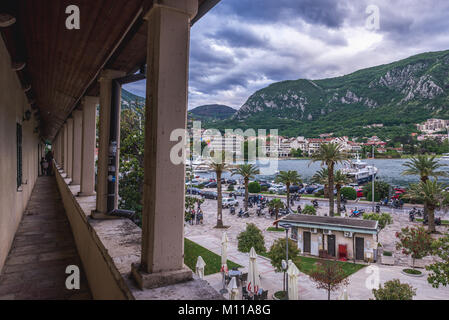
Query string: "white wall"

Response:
xmin=0 ymin=36 xmax=40 ymax=273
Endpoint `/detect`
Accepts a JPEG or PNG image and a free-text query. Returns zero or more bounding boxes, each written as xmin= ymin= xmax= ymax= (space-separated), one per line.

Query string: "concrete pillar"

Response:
xmin=71 ymin=110 xmax=83 ymax=185
xmin=78 ymin=96 xmax=98 ymax=197
xmin=66 ymin=118 xmax=74 ymax=179
xmin=93 ymin=69 xmax=125 ymax=216
xmin=63 ymin=123 xmax=68 ymax=172
xmin=131 ymin=0 xmax=198 ymax=289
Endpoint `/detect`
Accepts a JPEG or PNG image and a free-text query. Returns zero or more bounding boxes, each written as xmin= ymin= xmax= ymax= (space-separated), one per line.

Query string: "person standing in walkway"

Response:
xmin=45 ymin=150 xmax=54 ymax=176
xmin=40 ymin=157 xmax=47 ymax=176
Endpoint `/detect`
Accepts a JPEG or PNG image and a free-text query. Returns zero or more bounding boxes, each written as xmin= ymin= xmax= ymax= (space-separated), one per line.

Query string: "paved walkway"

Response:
xmin=0 ymin=176 xmax=91 ymax=300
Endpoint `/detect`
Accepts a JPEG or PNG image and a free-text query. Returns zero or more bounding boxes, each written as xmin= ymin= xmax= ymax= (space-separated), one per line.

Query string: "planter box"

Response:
xmin=381 ymin=255 xmax=395 ymax=265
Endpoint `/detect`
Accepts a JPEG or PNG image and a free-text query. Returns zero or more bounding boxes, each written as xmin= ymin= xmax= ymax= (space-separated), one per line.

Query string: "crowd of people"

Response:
xmin=187 ymin=201 xmax=204 ymax=225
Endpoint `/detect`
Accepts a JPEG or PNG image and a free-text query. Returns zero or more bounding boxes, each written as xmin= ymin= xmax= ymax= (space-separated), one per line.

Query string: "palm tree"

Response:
xmin=404 ymin=179 xmax=449 ymax=233
xmin=275 ymin=170 xmax=301 ymax=209
xmin=310 ymin=143 xmax=348 ymax=216
xmin=207 ymin=154 xmax=229 ymax=228
xmin=311 ymin=167 xmax=329 ymax=198
xmin=334 ymin=170 xmax=351 ymax=215
xmin=268 ymin=198 xmax=285 ymax=229
xmin=402 ymin=154 xmax=448 ymax=228
xmin=232 ymin=163 xmax=259 ymax=211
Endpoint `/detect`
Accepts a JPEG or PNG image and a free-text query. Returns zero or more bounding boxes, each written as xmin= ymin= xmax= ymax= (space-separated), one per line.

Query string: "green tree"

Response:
xmin=268 ymin=238 xmax=299 ymax=272
xmin=310 ymin=143 xmax=348 ymax=216
xmin=207 ymin=153 xmax=229 ymax=228
xmin=334 ymin=170 xmax=350 ymax=215
xmin=340 ymin=187 xmax=357 ymax=200
xmin=363 ymin=212 xmax=393 ymax=241
xmin=395 ymin=226 xmax=433 ymax=269
xmin=268 ymin=198 xmax=285 ymax=228
xmin=372 ymin=279 xmax=416 ymax=300
xmin=402 ymin=154 xmax=448 ymax=228
xmin=404 ymin=179 xmax=449 ymax=233
xmin=302 ymin=204 xmax=317 ymax=215
xmin=311 ymin=167 xmax=329 ymax=198
xmin=237 ymin=223 xmax=266 ymax=254
xmin=232 ymin=164 xmax=260 ymax=211
xmin=426 ymin=234 xmax=449 ymax=288
xmin=362 ymin=180 xmax=391 ymax=202
xmin=275 ymin=170 xmax=301 ymax=209
xmin=248 ymin=181 xmax=261 ymax=193
xmin=309 ymin=260 xmax=349 ymax=300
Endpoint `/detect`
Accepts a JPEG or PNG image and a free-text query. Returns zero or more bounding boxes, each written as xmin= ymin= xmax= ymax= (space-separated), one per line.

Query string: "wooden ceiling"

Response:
xmin=0 ymin=0 xmax=214 ymax=141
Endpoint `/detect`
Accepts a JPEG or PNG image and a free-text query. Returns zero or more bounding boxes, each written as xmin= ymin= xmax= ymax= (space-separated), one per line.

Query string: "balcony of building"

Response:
xmin=0 ymin=0 xmax=223 ymax=300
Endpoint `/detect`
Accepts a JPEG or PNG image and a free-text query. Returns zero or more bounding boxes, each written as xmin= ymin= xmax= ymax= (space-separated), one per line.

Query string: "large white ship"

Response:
xmin=341 ymin=154 xmax=378 ymax=184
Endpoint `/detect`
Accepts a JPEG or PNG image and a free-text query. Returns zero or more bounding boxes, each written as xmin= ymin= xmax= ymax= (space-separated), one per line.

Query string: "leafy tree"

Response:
xmin=207 ymin=152 xmax=229 ymax=228
xmin=362 ymin=180 xmax=391 ymax=202
xmin=311 ymin=167 xmax=329 ymax=198
xmin=119 ymin=101 xmax=145 ymax=223
xmin=275 ymin=170 xmax=301 ymax=209
xmin=426 ymin=234 xmax=449 ymax=288
xmin=248 ymin=181 xmax=261 ymax=193
xmin=268 ymin=238 xmax=299 ymax=272
xmin=310 ymin=143 xmax=348 ymax=216
xmin=363 ymin=212 xmax=393 ymax=241
xmin=237 ymin=223 xmax=266 ymax=254
xmin=232 ymin=164 xmax=259 ymax=211
xmin=334 ymin=170 xmax=350 ymax=215
xmin=290 ymin=148 xmax=303 ymax=157
xmin=302 ymin=205 xmax=317 ymax=215
xmin=309 ymin=260 xmax=349 ymax=300
xmin=372 ymin=279 xmax=416 ymax=300
xmin=268 ymin=198 xmax=285 ymax=228
xmin=402 ymin=155 xmax=448 ymax=227
xmin=404 ymin=179 xmax=449 ymax=233
xmin=395 ymin=226 xmax=432 ymax=268
xmin=340 ymin=187 xmax=357 ymax=200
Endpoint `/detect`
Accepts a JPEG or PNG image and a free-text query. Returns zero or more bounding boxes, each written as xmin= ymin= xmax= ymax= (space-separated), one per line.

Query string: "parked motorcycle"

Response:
xmin=375 ymin=205 xmax=380 ymax=213
xmin=238 ymin=208 xmax=249 ymax=218
xmin=230 ymin=206 xmax=236 ymax=215
xmin=409 ymin=211 xmax=415 ymax=222
xmin=312 ymin=200 xmax=319 ymax=208
xmin=349 ymin=208 xmax=364 ymax=218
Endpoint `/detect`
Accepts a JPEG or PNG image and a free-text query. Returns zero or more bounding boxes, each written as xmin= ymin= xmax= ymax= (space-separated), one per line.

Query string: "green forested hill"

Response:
xmin=211 ymin=50 xmax=449 ymax=139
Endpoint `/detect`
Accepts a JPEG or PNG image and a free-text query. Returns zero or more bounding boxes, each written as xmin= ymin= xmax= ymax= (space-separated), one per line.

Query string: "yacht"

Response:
xmin=341 ymin=153 xmax=378 ymax=184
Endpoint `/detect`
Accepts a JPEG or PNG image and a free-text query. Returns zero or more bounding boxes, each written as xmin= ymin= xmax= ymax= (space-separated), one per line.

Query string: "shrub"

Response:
xmin=363 ymin=181 xmax=391 ymax=200
xmin=248 ymin=181 xmax=261 ymax=194
xmin=227 ymin=184 xmax=235 ymax=191
xmin=340 ymin=187 xmax=357 ymax=200
xmin=261 ymin=185 xmax=268 ymax=192
xmin=302 ymin=205 xmax=317 ymax=215
xmin=383 ymin=251 xmax=392 ymax=256
xmin=237 ymin=223 xmax=266 ymax=254
xmin=372 ymin=279 xmax=416 ymax=300
xmin=314 ymin=189 xmax=324 ymax=197
xmin=268 ymin=238 xmax=299 ymax=272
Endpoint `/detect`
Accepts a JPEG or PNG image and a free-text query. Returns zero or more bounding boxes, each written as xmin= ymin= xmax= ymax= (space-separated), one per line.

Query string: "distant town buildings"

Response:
xmin=417 ymin=118 xmax=449 ymax=134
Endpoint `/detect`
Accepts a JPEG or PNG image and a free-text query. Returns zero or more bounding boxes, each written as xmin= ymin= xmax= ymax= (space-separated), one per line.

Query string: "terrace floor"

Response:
xmin=0 ymin=176 xmax=91 ymax=300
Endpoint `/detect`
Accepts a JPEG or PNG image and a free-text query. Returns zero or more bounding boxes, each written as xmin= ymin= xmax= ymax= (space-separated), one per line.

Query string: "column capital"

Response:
xmin=98 ymin=69 xmax=126 ymax=83
xmin=144 ymin=0 xmax=198 ymax=20
xmin=82 ymin=96 xmax=99 ymax=106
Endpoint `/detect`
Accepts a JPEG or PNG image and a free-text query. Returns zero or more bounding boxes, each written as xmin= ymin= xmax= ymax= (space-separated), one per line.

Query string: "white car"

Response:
xmin=222 ymin=198 xmax=239 ymax=208
xmin=269 ymin=185 xmax=286 ymax=193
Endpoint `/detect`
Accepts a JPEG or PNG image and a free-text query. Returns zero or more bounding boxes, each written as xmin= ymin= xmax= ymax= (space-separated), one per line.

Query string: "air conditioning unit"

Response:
xmin=311 ymin=228 xmax=318 ymax=234
xmin=344 ymin=231 xmax=353 ymax=238
xmin=323 ymin=230 xmax=332 ymax=235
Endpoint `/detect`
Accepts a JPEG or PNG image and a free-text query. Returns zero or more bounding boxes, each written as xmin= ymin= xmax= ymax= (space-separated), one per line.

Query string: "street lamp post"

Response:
xmin=280 ymin=223 xmax=292 ymax=299
xmin=372 ymin=145 xmax=375 ymax=213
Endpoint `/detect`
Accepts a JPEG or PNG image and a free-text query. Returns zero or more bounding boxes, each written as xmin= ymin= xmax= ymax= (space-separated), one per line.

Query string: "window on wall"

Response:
xmin=17 ymin=123 xmax=23 ymax=189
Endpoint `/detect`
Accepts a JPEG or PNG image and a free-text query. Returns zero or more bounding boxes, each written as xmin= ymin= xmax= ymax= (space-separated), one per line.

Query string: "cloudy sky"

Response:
xmin=124 ymin=0 xmax=449 ymax=110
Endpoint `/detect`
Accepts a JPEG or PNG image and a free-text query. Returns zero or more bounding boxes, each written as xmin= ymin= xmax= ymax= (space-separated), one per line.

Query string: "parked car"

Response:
xmin=289 ymin=185 xmax=302 ymax=193
xmin=356 ymin=188 xmax=364 ymax=198
xmin=227 ymin=179 xmax=237 ymax=185
xmin=202 ymin=191 xmax=218 ymax=200
xmin=234 ymin=187 xmax=245 ymax=196
xmin=222 ymin=198 xmax=239 ymax=208
xmin=186 ymin=187 xmax=201 ymax=195
xmin=305 ymin=185 xmax=318 ymax=194
xmin=205 ymin=182 xmax=217 ymax=188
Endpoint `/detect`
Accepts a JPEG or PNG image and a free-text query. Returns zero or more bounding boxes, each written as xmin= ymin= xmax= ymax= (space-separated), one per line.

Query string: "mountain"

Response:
xmin=121 ymin=89 xmax=145 ymax=112
xmin=213 ymin=50 xmax=449 ymax=139
xmin=188 ymin=104 xmax=236 ymax=121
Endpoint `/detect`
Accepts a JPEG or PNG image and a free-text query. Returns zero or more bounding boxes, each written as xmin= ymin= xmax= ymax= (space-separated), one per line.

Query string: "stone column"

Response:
xmin=63 ymin=123 xmax=68 ymax=172
xmin=131 ymin=0 xmax=198 ymax=289
xmin=66 ymin=118 xmax=74 ymax=179
xmin=70 ymin=110 xmax=83 ymax=185
xmin=78 ymin=96 xmax=98 ymax=197
xmin=93 ymin=69 xmax=125 ymax=217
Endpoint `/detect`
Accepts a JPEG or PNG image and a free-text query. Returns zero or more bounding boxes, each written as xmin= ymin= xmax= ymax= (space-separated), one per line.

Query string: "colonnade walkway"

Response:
xmin=0 ymin=176 xmax=91 ymax=300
